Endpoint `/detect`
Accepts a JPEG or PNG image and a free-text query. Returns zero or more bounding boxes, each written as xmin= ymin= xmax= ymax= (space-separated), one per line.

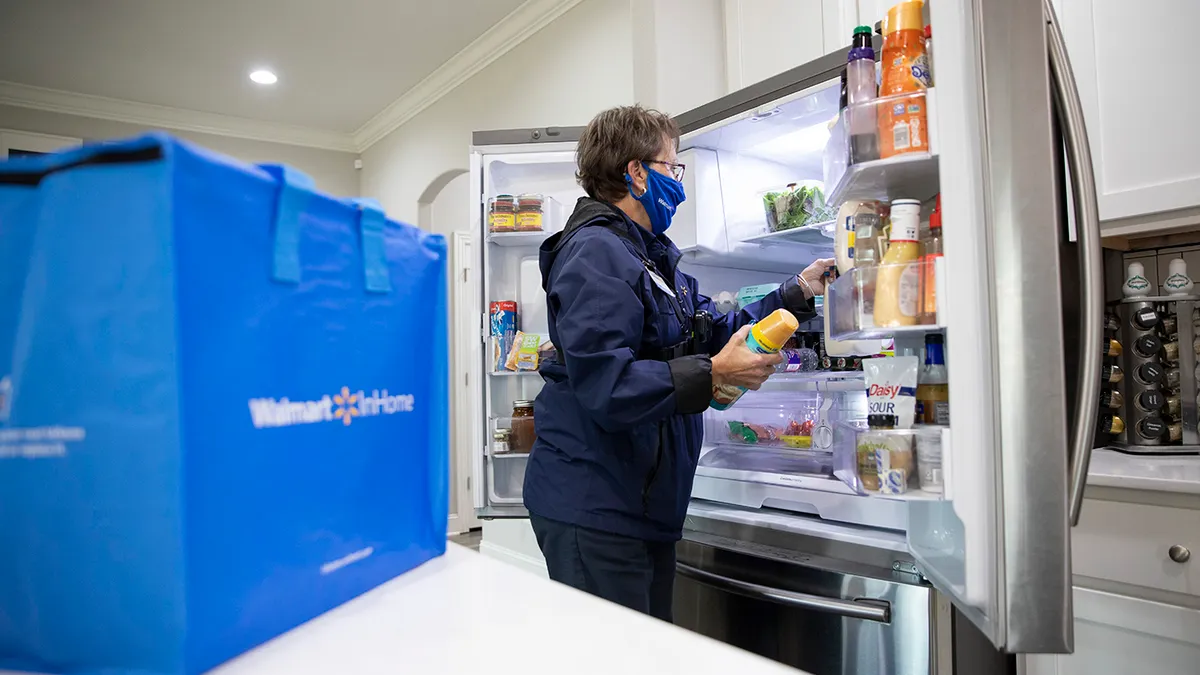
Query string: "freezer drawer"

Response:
xmin=674 ymin=536 xmax=932 ymax=675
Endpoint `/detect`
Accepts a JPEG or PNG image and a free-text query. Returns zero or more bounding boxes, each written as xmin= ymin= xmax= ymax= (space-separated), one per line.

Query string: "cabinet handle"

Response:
xmin=1046 ymin=0 xmax=1104 ymax=527
xmin=1169 ymin=545 xmax=1191 ymax=564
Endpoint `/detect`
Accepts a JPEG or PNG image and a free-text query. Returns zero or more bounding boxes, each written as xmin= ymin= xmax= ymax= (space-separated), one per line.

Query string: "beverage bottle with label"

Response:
xmin=874 ymin=199 xmax=922 ymax=327
xmin=847 ymin=25 xmax=879 ymax=163
xmin=878 ymin=1 xmax=931 ymax=158
xmin=919 ymin=195 xmax=943 ymax=324
xmin=711 ymin=309 xmax=800 ymax=410
xmin=917 ymin=334 xmax=950 ymax=424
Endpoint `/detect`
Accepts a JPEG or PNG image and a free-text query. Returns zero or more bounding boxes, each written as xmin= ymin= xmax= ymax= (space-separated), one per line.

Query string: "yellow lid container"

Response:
xmin=751 ymin=308 xmax=800 ymax=353
xmin=884 ymin=0 xmax=924 ymax=35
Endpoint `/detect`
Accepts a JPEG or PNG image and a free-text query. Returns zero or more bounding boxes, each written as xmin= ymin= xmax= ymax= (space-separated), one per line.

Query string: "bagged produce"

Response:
xmin=0 ymin=135 xmax=448 ymax=675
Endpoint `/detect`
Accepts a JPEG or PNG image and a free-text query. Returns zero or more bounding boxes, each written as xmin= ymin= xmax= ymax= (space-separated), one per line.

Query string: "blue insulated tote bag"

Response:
xmin=0 ymin=134 xmax=449 ymax=675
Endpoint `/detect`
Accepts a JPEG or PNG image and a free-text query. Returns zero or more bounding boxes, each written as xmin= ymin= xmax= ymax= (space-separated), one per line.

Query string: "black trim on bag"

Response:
xmin=0 ymin=146 xmax=164 ymax=186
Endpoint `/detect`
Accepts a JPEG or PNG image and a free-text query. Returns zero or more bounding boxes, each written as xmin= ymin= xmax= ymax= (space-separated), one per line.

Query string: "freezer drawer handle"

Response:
xmin=675 ymin=562 xmax=891 ymax=623
xmin=1046 ymin=0 xmax=1104 ymax=527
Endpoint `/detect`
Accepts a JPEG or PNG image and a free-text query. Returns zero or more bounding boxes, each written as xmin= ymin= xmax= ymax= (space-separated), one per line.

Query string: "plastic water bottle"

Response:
xmin=775 ymin=348 xmax=819 ymax=373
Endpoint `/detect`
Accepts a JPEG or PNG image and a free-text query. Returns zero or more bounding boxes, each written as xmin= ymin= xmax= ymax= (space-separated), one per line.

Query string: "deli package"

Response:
xmin=0 ymin=135 xmax=449 ymax=675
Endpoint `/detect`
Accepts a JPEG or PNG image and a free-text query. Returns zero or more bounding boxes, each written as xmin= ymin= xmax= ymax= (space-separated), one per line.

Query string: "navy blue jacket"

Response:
xmin=522 ymin=198 xmax=816 ymax=541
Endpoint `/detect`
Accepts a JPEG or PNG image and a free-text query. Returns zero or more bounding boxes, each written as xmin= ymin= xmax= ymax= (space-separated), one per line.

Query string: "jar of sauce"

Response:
xmin=510 ymin=400 xmax=536 ymax=453
xmin=489 ymin=195 xmax=517 ymax=232
xmin=516 ymin=194 xmax=545 ymax=232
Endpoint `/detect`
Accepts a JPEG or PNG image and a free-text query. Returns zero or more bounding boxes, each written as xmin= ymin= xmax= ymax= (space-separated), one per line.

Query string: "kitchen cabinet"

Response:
xmin=1053 ymin=0 xmax=1200 ymax=231
xmin=1021 ymin=587 xmax=1200 ymax=675
xmin=723 ymin=0 xmax=830 ymax=91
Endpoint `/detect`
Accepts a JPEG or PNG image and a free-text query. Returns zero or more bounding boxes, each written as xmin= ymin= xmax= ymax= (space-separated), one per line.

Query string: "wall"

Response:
xmin=0 ymin=104 xmax=360 ymax=197
xmin=359 ymin=0 xmax=634 ymax=226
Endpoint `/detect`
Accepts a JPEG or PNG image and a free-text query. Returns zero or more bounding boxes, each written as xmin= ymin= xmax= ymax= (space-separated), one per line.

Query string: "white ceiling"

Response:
xmin=0 ymin=0 xmax=528 ymax=134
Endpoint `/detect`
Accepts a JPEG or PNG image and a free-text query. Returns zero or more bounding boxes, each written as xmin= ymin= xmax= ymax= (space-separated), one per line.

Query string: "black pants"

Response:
xmin=530 ymin=513 xmax=676 ymax=622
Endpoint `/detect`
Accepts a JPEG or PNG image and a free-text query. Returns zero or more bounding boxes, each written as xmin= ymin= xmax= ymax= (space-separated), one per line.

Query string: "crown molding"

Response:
xmin=0 ymin=81 xmax=358 ymax=153
xmin=352 ymin=0 xmax=584 ymax=151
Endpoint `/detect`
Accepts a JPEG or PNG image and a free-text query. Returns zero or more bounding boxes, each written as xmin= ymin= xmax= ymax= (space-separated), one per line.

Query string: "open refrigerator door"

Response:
xmin=469 ymin=130 xmax=584 ymax=518
xmin=671 ymin=0 xmax=1093 ymax=655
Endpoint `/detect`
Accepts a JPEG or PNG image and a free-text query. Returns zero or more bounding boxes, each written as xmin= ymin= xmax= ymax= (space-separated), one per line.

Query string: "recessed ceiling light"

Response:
xmin=249 ymin=69 xmax=277 ymax=85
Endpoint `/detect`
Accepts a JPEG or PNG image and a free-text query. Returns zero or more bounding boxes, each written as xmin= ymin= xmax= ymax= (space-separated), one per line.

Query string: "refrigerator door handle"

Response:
xmin=675 ymin=562 xmax=891 ymax=623
xmin=1045 ymin=0 xmax=1104 ymax=526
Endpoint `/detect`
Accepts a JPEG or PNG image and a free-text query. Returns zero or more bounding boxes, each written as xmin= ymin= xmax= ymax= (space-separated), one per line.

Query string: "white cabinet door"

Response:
xmin=1022 ymin=587 xmax=1200 ymax=675
xmin=723 ymin=0 xmax=827 ymax=91
xmin=1056 ymin=0 xmax=1200 ymax=226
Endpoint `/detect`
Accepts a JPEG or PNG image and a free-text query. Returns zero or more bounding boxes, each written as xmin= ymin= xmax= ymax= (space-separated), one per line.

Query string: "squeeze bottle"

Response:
xmin=710 ymin=309 xmax=800 ymax=411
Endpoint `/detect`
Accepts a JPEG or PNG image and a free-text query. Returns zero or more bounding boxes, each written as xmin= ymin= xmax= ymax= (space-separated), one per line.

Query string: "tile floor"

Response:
xmin=448 ymin=529 xmax=482 ymax=551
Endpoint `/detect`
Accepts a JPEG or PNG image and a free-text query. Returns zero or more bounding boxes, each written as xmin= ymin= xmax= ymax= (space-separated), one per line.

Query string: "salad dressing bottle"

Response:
xmin=873 ymin=199 xmax=922 ymax=327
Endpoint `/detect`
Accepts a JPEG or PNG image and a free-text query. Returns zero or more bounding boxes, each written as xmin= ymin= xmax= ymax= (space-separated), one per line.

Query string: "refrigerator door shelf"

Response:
xmin=826 ymin=89 xmax=941 ymax=207
xmin=825 ymin=257 xmax=946 ymax=341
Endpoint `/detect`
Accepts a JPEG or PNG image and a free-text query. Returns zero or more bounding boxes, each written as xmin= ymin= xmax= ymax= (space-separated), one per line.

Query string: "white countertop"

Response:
xmin=205 ymin=543 xmax=803 ymax=675
xmin=1088 ymin=448 xmax=1200 ymax=495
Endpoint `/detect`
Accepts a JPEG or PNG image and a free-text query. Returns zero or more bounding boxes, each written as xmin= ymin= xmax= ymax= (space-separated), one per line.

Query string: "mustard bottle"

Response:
xmin=710 ymin=309 xmax=800 ymax=410
xmin=873 ymin=199 xmax=922 ymax=328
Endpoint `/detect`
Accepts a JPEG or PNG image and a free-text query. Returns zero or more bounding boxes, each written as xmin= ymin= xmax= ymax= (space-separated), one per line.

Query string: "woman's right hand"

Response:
xmin=711 ymin=325 xmax=782 ymax=391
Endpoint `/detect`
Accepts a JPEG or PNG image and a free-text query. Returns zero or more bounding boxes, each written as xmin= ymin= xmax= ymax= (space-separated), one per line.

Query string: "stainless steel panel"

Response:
xmin=674 ymin=535 xmax=931 ymax=675
xmin=977 ymin=0 xmax=1073 ymax=652
xmin=471 ymin=126 xmax=583 ymax=146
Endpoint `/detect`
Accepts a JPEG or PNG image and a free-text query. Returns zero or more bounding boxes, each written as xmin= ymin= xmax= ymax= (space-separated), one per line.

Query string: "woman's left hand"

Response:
xmin=797 ymin=258 xmax=836 ymax=298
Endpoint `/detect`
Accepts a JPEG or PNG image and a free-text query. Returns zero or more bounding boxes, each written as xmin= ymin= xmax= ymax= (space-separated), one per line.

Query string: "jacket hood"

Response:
xmin=538 ymin=197 xmax=645 ymax=291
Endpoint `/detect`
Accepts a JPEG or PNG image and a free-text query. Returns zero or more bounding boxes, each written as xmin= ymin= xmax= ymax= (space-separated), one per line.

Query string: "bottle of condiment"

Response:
xmin=1163 ymin=258 xmax=1194 ymax=296
xmin=1167 ymin=394 xmax=1181 ymax=419
xmin=711 ymin=309 xmax=800 ymax=410
xmin=489 ymin=195 xmax=517 ymax=233
xmin=919 ymin=195 xmax=943 ymax=324
xmin=1104 ymin=338 xmax=1122 ymax=358
xmin=1135 ymin=334 xmax=1163 ymax=359
xmin=1099 ymin=389 xmax=1124 ymax=410
xmin=510 ymin=401 xmax=536 ymax=453
xmin=878 ymin=1 xmax=931 ymax=159
xmin=1122 ymin=262 xmax=1151 ymax=297
xmin=917 ymin=334 xmax=950 ymax=424
xmin=1136 ymin=362 xmax=1164 ymax=386
xmin=847 ymin=25 xmax=880 ymax=164
xmin=1137 ymin=416 xmax=1168 ymax=441
xmin=873 ymin=199 xmax=922 ymax=327
xmin=1097 ymin=413 xmax=1125 ymax=436
xmin=515 ymin=194 xmax=545 ymax=232
xmin=1102 ymin=363 xmax=1124 ymax=384
xmin=492 ymin=429 xmax=511 ymax=455
xmin=924 ymin=25 xmax=934 ymax=86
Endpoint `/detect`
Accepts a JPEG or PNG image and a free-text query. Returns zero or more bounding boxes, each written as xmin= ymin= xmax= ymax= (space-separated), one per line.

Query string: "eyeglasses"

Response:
xmin=643 ymin=160 xmax=686 ymax=182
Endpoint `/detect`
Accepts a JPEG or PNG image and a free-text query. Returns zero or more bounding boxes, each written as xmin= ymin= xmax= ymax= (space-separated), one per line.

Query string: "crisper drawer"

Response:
xmin=1072 ymin=498 xmax=1200 ymax=597
xmin=704 ymin=385 xmax=866 ymax=452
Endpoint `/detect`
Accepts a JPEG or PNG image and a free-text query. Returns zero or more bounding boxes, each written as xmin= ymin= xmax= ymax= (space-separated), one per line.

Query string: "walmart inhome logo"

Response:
xmin=248 ymin=386 xmax=414 ymax=429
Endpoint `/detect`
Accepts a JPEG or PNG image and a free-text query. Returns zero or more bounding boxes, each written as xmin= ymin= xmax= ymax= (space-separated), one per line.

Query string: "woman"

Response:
xmin=523 ymin=105 xmax=833 ymax=620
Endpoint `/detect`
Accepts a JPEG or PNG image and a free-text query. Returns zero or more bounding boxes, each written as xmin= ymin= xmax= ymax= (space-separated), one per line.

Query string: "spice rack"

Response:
xmin=832 ymin=421 xmax=948 ymax=500
xmin=825 ymin=89 xmax=940 ymax=206
xmin=826 ymin=257 xmax=946 ymax=340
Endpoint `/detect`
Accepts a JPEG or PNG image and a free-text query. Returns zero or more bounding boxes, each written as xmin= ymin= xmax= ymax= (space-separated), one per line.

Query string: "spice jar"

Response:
xmin=489 ymin=195 xmax=517 ymax=233
xmin=510 ymin=400 xmax=536 ymax=453
xmin=492 ymin=429 xmax=511 ymax=455
xmin=516 ymin=194 xmax=544 ymax=232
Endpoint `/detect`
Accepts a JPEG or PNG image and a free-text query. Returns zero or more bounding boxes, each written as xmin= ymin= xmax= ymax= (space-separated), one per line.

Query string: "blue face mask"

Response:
xmin=625 ymin=163 xmax=686 ymax=236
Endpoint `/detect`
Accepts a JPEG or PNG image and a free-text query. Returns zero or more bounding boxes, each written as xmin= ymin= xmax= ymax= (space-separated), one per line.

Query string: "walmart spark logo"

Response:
xmin=333 ymin=387 xmax=359 ymax=426
xmin=248 ymin=386 xmax=414 ymax=429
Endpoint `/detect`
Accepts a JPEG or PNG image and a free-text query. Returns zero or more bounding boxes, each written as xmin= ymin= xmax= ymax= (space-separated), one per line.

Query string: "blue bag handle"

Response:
xmin=258 ymin=163 xmax=314 ymax=284
xmin=347 ymin=197 xmax=393 ymax=294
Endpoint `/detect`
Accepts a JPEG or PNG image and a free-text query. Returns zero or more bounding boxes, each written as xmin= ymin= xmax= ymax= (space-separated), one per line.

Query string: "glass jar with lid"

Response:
xmin=489 ymin=195 xmax=517 ymax=233
xmin=510 ymin=400 xmax=536 ymax=453
xmin=515 ymin=194 xmax=545 ymax=232
xmin=492 ymin=429 xmax=511 ymax=455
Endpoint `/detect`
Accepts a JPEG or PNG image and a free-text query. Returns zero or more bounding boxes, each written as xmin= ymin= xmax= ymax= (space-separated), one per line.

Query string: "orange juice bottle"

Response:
xmin=710 ymin=309 xmax=800 ymax=410
xmin=878 ymin=1 xmax=931 ymax=159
